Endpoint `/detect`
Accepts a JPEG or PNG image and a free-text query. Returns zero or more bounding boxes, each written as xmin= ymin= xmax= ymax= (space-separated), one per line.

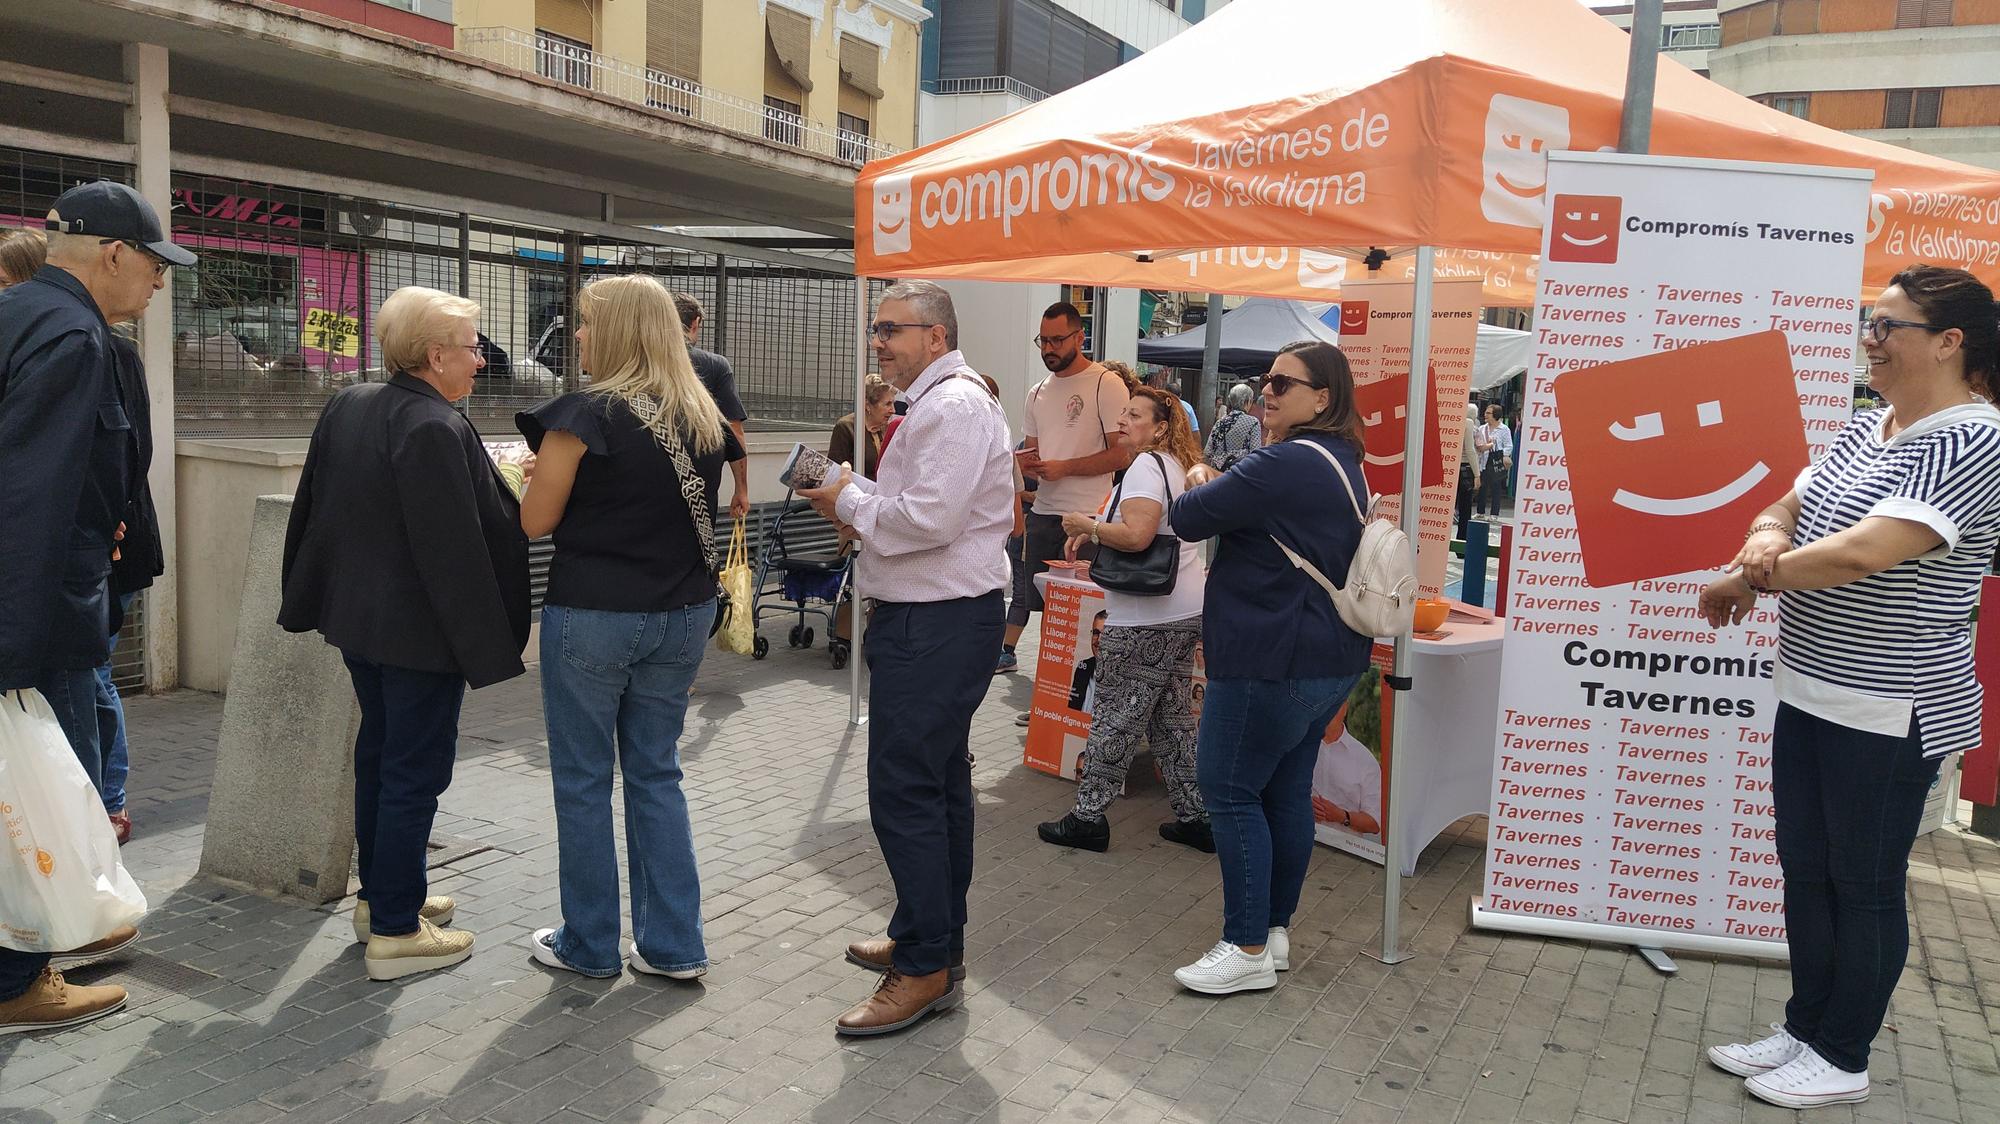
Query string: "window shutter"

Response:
xmin=1008 ymin=0 xmax=1054 ymax=96
xmin=647 ymin=0 xmax=702 ymax=82
xmin=1884 ymin=88 xmax=1914 ymax=128
xmin=839 ymin=34 xmax=884 ymax=99
xmin=1924 ymin=0 xmax=1955 ymax=26
xmin=1914 ymin=87 xmax=1943 ymax=127
xmin=939 ymin=0 xmax=998 ymax=80
xmin=1895 ymin=0 xmax=1926 ymax=28
xmin=535 ymin=0 xmax=593 ymax=44
xmin=1048 ymin=9 xmax=1089 ymax=93
xmin=767 ymin=7 xmax=815 ymax=94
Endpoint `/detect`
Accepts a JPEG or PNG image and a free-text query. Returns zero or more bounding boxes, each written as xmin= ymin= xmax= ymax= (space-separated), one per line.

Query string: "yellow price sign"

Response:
xmin=304 ymin=306 xmax=360 ymax=358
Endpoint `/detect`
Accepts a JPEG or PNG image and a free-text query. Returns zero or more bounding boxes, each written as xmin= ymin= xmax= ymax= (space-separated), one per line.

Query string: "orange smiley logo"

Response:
xmin=1554 ymin=331 xmax=1809 ymax=587
xmin=1339 ymin=301 xmax=1370 ymax=336
xmin=1548 ymin=194 xmax=1622 ymax=264
xmin=35 ymin=849 xmax=53 ymax=877
xmin=1354 ymin=371 xmax=1446 ymax=497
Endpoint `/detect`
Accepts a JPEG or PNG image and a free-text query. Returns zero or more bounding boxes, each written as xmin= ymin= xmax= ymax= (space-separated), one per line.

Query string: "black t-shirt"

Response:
xmin=688 ymin=346 xmax=747 ymax=423
xmin=517 ymin=392 xmax=745 ymax=613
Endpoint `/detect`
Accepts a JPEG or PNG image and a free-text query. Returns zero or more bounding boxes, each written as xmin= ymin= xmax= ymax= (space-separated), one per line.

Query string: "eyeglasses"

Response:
xmin=868 ymin=321 xmax=937 ymax=341
xmin=1033 ymin=329 xmax=1082 ymax=349
xmin=1257 ymin=373 xmax=1321 ymax=398
xmin=99 ymin=238 xmax=169 ymax=278
xmin=1860 ymin=316 xmax=1946 ymax=344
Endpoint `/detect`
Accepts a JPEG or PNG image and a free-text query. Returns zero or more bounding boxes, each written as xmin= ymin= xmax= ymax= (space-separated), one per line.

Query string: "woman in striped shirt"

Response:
xmin=1699 ymin=265 xmax=2000 ymax=1111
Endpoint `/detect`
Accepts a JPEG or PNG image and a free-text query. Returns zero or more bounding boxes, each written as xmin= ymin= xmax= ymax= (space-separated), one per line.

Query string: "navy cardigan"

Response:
xmin=1169 ymin=432 xmax=1374 ymax=682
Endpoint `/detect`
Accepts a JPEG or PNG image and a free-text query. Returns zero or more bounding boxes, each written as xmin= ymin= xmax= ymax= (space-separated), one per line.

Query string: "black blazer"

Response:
xmin=279 ymin=373 xmax=530 ymax=688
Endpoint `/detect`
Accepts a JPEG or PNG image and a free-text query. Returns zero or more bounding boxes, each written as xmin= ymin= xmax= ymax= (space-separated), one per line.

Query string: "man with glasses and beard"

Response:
xmin=798 ymin=280 xmax=1013 ymax=1036
xmin=1000 ymin=302 xmax=1131 ymax=675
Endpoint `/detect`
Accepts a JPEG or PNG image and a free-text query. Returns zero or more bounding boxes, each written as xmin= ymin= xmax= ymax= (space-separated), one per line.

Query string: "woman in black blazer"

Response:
xmin=280 ymin=286 xmax=529 ymax=982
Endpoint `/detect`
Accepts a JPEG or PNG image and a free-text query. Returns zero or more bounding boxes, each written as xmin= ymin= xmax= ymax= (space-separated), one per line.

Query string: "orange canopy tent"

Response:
xmin=844 ymin=0 xmax=2000 ymax=962
xmin=854 ymin=0 xmax=2000 ymax=303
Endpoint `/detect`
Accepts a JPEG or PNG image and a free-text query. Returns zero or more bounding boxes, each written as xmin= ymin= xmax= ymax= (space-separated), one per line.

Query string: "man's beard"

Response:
xmin=1042 ymin=347 xmax=1077 ymax=372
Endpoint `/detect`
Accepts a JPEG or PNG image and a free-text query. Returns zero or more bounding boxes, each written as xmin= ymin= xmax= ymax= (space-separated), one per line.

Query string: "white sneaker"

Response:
xmin=1707 ymin=1023 xmax=1805 ymax=1077
xmin=527 ymin=928 xmax=623 ymax=978
xmin=1174 ymin=941 xmax=1277 ymax=995
xmin=1267 ymin=927 xmax=1290 ymax=971
xmin=1745 ymin=1047 xmax=1869 ymax=1109
xmin=624 ymin=939 xmax=707 ymax=980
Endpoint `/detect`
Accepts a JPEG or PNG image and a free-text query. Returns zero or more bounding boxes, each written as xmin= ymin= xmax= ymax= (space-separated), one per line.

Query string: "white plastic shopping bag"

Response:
xmin=0 ymin=688 xmax=147 ymax=952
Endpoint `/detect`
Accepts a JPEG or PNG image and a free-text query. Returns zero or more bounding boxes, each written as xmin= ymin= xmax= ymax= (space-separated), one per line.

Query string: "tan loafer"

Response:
xmin=50 ymin=924 xmax=139 ymax=970
xmin=352 ymin=897 xmax=456 ymax=943
xmin=0 ymin=969 xmax=126 ymax=1035
xmin=834 ymin=968 xmax=957 ymax=1037
xmin=844 ymin=937 xmax=965 ymax=982
xmin=364 ymin=918 xmax=474 ymax=981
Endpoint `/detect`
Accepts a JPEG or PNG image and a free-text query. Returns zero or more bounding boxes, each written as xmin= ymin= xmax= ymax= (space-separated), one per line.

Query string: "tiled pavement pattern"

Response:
xmin=4 ymin=628 xmax=2000 ymax=1124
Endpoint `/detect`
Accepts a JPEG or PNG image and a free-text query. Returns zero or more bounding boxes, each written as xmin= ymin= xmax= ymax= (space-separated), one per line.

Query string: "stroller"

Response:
xmin=747 ymin=493 xmax=856 ymax=668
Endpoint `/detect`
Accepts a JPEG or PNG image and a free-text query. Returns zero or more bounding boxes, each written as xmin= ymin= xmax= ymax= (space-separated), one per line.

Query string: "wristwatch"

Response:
xmin=1090 ymin=520 xmax=1100 ymax=545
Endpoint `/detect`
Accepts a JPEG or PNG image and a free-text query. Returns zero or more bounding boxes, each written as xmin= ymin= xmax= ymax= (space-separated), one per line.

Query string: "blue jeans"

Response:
xmin=1197 ymin=673 xmax=1364 ymax=948
xmin=344 ymin=653 xmax=466 ymax=937
xmin=540 ymin=601 xmax=715 ymax=976
xmin=94 ymin=594 xmax=137 ymax=813
xmin=0 ymin=949 xmax=50 ymax=1000
xmin=1773 ymin=703 xmax=1941 ymax=1073
xmin=34 ymin=668 xmax=102 ymax=796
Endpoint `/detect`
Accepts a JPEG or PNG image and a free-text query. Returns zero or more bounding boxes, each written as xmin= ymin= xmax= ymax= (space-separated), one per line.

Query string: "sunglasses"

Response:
xmin=1859 ymin=316 xmax=1946 ymax=345
xmin=1257 ymin=373 xmax=1322 ymax=398
xmin=100 ymin=238 xmax=169 ymax=278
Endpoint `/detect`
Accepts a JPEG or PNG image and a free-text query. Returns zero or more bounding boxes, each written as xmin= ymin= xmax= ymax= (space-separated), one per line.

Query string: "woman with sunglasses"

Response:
xmin=1164 ymin=341 xmax=1373 ymax=994
xmin=1700 ymin=265 xmax=2000 ymax=1110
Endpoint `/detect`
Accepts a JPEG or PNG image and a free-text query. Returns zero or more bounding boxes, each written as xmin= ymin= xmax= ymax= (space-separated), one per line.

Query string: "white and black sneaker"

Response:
xmin=625 ymin=940 xmax=707 ymax=980
xmin=1174 ymin=941 xmax=1277 ymax=995
xmin=1706 ymin=1023 xmax=1805 ymax=1077
xmin=1745 ymin=1047 xmax=1869 ymax=1109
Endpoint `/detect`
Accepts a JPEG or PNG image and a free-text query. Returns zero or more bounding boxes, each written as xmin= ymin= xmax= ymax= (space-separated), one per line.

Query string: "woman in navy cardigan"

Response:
xmin=1166 ymin=340 xmax=1373 ymax=996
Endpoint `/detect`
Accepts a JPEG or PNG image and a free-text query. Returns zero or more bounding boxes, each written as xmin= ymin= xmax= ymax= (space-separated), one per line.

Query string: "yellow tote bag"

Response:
xmin=716 ymin=517 xmax=756 ymax=654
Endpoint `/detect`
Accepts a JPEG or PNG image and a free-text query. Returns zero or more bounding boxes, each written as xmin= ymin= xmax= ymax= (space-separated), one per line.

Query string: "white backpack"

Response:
xmin=1269 ymin=439 xmax=1418 ymax=639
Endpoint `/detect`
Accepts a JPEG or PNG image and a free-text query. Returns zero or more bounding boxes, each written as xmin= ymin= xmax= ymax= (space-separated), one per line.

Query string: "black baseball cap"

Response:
xmin=45 ymin=180 xmax=196 ymax=267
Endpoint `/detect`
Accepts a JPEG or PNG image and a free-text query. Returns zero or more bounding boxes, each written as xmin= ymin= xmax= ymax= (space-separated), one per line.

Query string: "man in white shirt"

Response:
xmin=1002 ymin=302 xmax=1131 ymax=673
xmin=1478 ymin=403 xmax=1514 ymax=517
xmin=798 ymin=280 xmax=1013 ymax=1037
xmin=1457 ymin=401 xmax=1481 ymax=538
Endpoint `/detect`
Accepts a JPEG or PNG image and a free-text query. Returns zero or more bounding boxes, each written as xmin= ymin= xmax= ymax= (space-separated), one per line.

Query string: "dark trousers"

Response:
xmin=1454 ymin=463 xmax=1477 ymax=538
xmin=1007 ymin=513 xmax=1088 ymax=628
xmin=0 ymin=950 xmax=50 ymax=1000
xmin=1479 ymin=460 xmax=1507 ymax=515
xmin=343 ymin=653 xmax=465 ymax=937
xmin=1773 ymin=703 xmax=1941 ymax=1073
xmin=33 ymin=667 xmax=102 ymax=795
xmin=866 ymin=591 xmax=1003 ymax=975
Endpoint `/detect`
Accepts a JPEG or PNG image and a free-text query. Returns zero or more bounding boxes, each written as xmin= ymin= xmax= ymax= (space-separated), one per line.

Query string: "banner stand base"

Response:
xmin=1635 ymin=947 xmax=1678 ymax=976
xmin=1365 ymin=946 xmax=1415 ymax=966
xmin=848 ymin=715 xmax=868 ymax=730
xmin=1470 ymin=898 xmax=1790 ymax=964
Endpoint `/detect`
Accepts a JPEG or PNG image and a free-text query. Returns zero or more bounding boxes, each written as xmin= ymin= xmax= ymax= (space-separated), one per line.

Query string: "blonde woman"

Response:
xmin=515 ymin=274 xmax=744 ymax=980
xmin=0 ymin=227 xmax=47 ymax=287
xmin=281 ymin=286 xmax=530 ymax=981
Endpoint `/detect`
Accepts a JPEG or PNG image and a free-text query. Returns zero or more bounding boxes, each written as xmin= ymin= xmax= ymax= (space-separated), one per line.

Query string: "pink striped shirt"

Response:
xmin=834 ymin=351 xmax=1014 ymax=603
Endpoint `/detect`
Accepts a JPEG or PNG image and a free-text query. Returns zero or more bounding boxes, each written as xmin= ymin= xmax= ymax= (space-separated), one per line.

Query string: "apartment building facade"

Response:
xmin=1708 ymin=0 xmax=2000 ymax=169
xmin=1595 ymin=1 xmax=1724 ymax=76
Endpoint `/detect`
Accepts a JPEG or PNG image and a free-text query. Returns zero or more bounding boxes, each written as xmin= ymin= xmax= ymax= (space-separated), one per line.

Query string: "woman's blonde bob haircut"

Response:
xmin=377 ymin=286 xmax=480 ymax=376
xmin=579 ymin=274 xmax=725 ymax=455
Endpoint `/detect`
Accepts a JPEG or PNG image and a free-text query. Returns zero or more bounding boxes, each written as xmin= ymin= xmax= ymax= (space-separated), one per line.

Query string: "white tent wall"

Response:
xmin=936 ymin=279 xmax=1061 ymax=438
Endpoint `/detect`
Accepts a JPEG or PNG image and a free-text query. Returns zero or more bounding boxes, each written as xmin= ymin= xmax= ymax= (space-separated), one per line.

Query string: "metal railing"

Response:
xmin=456 ymin=27 xmax=901 ymax=165
xmin=922 ymin=75 xmax=1050 ymax=103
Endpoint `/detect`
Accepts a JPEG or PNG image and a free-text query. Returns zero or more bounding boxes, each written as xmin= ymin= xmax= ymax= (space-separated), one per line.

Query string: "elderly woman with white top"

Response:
xmin=1700 ymin=265 xmax=2000 ymax=1111
xmin=1036 ymin=386 xmax=1212 ymax=854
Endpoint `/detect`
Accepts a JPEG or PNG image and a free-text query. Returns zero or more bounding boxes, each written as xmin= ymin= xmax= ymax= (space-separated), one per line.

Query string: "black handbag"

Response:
xmin=1089 ymin=452 xmax=1181 ymax=597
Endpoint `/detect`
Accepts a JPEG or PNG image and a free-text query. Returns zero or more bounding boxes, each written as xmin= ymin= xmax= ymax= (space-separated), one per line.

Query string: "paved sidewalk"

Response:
xmin=4 ymin=629 xmax=1999 ymax=1124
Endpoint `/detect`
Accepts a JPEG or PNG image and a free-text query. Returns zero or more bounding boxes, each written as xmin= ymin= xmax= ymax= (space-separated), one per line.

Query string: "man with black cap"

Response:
xmin=0 ymin=180 xmax=190 ymax=1035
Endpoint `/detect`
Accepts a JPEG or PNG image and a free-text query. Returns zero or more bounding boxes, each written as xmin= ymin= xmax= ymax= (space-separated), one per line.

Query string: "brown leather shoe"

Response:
xmin=51 ymin=924 xmax=139 ymax=970
xmin=845 ymin=937 xmax=966 ymax=981
xmin=0 ymin=969 xmax=127 ymax=1035
xmin=835 ymin=968 xmax=957 ymax=1037
xmin=107 ymin=810 xmax=131 ymax=845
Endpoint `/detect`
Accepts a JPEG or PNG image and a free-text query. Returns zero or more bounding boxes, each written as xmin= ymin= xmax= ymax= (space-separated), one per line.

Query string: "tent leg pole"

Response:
xmin=1371 ymin=245 xmax=1434 ymax=967
xmin=849 ymin=277 xmax=868 ymax=729
xmin=1198 ymin=292 xmax=1223 ymax=426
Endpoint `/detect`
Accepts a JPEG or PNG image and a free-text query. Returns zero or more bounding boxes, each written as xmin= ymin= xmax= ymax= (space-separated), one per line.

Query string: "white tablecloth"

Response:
xmin=1389 ymin=616 xmax=1506 ymax=875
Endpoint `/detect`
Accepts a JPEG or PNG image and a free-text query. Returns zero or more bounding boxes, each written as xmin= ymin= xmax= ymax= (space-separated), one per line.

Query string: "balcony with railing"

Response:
xmin=1663 ymin=23 xmax=1722 ymax=52
xmin=456 ymin=26 xmax=901 ymax=166
xmin=922 ymin=75 xmax=1050 ymax=103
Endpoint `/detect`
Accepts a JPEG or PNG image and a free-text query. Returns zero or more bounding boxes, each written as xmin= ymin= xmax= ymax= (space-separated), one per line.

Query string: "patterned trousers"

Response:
xmin=1073 ymin=619 xmax=1205 ymax=823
